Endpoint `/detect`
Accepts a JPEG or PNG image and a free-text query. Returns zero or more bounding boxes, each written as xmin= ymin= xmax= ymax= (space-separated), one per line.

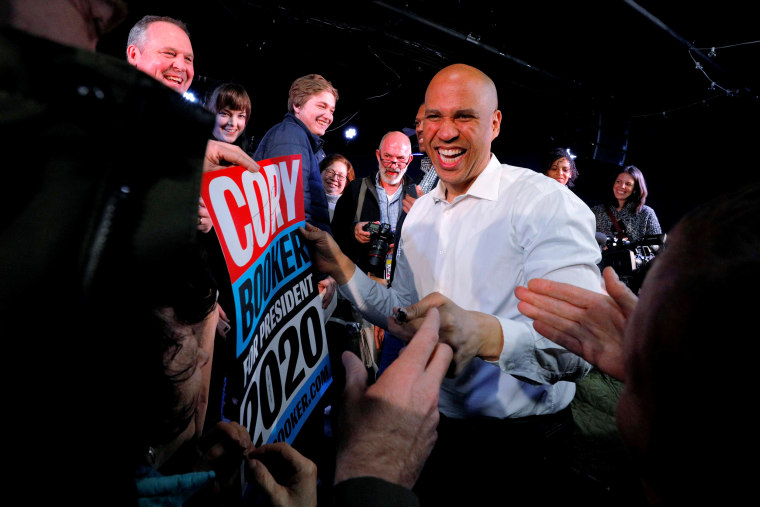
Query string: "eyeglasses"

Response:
xmin=325 ymin=169 xmax=347 ymax=182
xmin=380 ymin=155 xmax=410 ymax=168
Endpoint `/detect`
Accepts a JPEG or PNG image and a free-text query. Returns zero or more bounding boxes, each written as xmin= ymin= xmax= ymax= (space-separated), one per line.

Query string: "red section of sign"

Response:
xmin=201 ymin=155 xmax=304 ymax=283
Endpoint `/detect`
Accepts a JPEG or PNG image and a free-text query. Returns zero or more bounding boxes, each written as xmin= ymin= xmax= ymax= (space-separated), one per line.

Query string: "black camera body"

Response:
xmin=362 ymin=222 xmax=394 ymax=268
xmin=600 ymin=233 xmax=666 ymax=293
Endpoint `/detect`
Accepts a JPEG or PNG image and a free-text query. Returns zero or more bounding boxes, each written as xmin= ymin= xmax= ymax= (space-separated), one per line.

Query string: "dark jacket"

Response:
xmin=0 ymin=25 xmax=215 ymax=503
xmin=330 ymin=172 xmax=414 ymax=277
xmin=253 ymin=113 xmax=332 ymax=233
xmin=332 ymin=477 xmax=419 ymax=507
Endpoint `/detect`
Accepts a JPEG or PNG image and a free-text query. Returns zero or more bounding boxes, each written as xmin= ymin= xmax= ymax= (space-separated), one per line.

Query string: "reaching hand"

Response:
xmin=298 ymin=223 xmax=355 ymax=285
xmin=387 ymin=292 xmax=503 ymax=377
xmin=245 ymin=442 xmax=317 ymax=507
xmin=195 ymin=421 xmax=254 ymax=495
xmin=334 ymin=308 xmax=453 ymax=489
xmin=514 ymin=267 xmax=636 ymax=381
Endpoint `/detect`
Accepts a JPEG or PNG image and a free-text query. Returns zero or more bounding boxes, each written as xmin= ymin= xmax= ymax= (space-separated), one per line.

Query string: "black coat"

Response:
xmin=330 ymin=172 xmax=414 ymax=278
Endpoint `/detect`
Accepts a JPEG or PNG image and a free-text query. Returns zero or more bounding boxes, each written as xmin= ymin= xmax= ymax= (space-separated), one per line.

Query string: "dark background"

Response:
xmin=99 ymin=0 xmax=760 ymax=233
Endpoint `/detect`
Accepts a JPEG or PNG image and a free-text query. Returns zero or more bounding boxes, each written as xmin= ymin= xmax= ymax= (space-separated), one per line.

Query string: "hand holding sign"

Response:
xmin=298 ymin=223 xmax=356 ymax=286
xmin=245 ymin=442 xmax=318 ymax=507
xmin=204 ymin=139 xmax=259 ymax=173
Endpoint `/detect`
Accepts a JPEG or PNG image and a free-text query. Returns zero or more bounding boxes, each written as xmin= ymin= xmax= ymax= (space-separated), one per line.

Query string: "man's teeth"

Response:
xmin=439 ymin=148 xmax=464 ymax=161
xmin=166 ymin=76 xmax=182 ymax=84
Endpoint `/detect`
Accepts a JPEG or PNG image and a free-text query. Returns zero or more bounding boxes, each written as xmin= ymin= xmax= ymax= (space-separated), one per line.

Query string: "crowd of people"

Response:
xmin=3 ymin=2 xmax=754 ymax=506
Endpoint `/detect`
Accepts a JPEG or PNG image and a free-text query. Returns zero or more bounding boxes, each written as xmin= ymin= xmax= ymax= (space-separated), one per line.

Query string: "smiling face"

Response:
xmin=613 ymin=172 xmax=636 ymax=205
xmin=423 ymin=64 xmax=501 ymax=200
xmin=126 ymin=21 xmax=194 ymax=93
xmin=212 ymin=108 xmax=247 ymax=143
xmin=547 ymin=157 xmax=572 ymax=185
xmin=322 ymin=160 xmax=349 ymax=195
xmin=293 ymin=90 xmax=335 ymax=137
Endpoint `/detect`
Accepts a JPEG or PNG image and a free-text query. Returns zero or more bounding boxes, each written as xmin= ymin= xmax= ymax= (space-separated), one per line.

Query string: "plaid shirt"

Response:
xmin=418 ymin=156 xmax=439 ymax=194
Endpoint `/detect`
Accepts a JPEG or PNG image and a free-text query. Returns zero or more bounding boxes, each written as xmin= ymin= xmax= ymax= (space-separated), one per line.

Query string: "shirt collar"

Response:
xmin=284 ymin=112 xmax=325 ymax=153
xmin=430 ymin=153 xmax=501 ymax=203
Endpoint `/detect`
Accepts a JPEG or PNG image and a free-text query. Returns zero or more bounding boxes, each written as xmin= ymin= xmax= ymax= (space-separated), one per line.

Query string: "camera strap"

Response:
xmin=605 ymin=206 xmax=626 ymax=238
xmin=355 ymin=177 xmax=370 ymax=223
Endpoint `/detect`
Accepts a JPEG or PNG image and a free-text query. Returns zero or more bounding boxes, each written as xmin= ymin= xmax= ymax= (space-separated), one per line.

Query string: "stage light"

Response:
xmin=565 ymin=147 xmax=577 ymax=160
xmin=183 ymin=91 xmax=198 ymax=103
xmin=344 ymin=127 xmax=357 ymax=140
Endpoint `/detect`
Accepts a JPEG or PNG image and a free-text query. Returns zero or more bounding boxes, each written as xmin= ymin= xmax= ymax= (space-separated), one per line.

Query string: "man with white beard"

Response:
xmin=331 ymin=130 xmax=416 ymax=282
xmin=329 ymin=131 xmax=417 ymax=378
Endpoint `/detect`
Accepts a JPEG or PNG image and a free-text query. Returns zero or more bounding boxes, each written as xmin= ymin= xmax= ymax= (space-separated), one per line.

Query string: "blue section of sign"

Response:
xmin=233 ymin=222 xmax=309 ymax=356
xmin=266 ymin=355 xmax=332 ymax=445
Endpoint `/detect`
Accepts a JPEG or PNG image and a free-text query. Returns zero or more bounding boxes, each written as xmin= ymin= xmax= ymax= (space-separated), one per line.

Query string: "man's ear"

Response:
xmin=491 ymin=109 xmax=502 ymax=140
xmin=126 ymin=44 xmax=139 ymax=66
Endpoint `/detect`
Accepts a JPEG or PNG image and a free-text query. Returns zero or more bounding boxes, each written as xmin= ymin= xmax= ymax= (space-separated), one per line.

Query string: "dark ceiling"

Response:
xmin=100 ymin=0 xmax=760 ymax=230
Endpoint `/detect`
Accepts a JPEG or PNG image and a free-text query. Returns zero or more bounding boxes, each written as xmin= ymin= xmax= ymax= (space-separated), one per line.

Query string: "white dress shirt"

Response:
xmin=340 ymin=154 xmax=602 ymax=419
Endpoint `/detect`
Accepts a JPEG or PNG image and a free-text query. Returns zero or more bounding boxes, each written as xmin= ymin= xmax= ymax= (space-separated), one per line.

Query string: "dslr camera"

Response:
xmin=362 ymin=222 xmax=394 ymax=268
xmin=600 ymin=233 xmax=666 ymax=293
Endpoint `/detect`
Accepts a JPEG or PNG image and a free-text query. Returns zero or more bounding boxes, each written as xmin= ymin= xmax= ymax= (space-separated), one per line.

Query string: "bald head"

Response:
xmin=422 ymin=64 xmax=501 ymax=200
xmin=378 ymin=130 xmax=411 ymax=152
xmin=427 ymin=64 xmax=498 ymax=112
xmin=376 ymin=130 xmax=412 ymax=187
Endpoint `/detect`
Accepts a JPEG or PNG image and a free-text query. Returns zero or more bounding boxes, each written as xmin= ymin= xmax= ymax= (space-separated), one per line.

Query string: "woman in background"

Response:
xmin=542 ymin=147 xmax=579 ymax=187
xmin=591 ymin=165 xmax=661 ymax=243
xmin=207 ymin=82 xmax=252 ymax=151
xmin=320 ymin=153 xmax=355 ymax=220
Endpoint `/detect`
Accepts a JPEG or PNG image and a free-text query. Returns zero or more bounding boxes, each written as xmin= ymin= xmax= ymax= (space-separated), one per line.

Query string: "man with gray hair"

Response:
xmin=330 ymin=131 xmax=416 ymax=377
xmin=331 ymin=130 xmax=415 ymax=282
xmin=126 ymin=15 xmax=194 ymax=94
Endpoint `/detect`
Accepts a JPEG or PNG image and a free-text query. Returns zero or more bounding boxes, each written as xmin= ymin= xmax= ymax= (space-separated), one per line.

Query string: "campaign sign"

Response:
xmin=201 ymin=154 xmax=331 ymax=446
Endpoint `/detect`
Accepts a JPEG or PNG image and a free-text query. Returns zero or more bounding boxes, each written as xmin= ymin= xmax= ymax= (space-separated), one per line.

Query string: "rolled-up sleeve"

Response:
xmin=492 ymin=187 xmax=602 ymax=384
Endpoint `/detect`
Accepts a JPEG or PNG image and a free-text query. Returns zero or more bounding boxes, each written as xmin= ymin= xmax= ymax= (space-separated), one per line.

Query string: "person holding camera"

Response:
xmin=592 ymin=165 xmax=661 ymax=244
xmin=331 ymin=130 xmax=415 ymax=280
xmin=329 ymin=131 xmax=416 ymax=377
xmin=591 ymin=165 xmax=663 ymax=294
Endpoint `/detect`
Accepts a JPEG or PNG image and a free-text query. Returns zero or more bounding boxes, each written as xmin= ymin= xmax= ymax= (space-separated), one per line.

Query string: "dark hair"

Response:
xmin=320 ymin=153 xmax=355 ymax=183
xmin=617 ymin=165 xmax=648 ymax=213
xmin=127 ymin=15 xmax=190 ymax=50
xmin=627 ymin=182 xmax=760 ymax=504
xmin=105 ymin=244 xmax=217 ymax=459
xmin=207 ymin=82 xmax=252 ymax=119
xmin=287 ymin=74 xmax=338 ymax=112
xmin=541 ymin=147 xmax=579 ymax=187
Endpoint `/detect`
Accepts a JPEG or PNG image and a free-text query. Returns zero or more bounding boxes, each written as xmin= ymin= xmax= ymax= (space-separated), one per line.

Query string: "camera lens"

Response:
xmin=367 ymin=237 xmax=389 ymax=266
